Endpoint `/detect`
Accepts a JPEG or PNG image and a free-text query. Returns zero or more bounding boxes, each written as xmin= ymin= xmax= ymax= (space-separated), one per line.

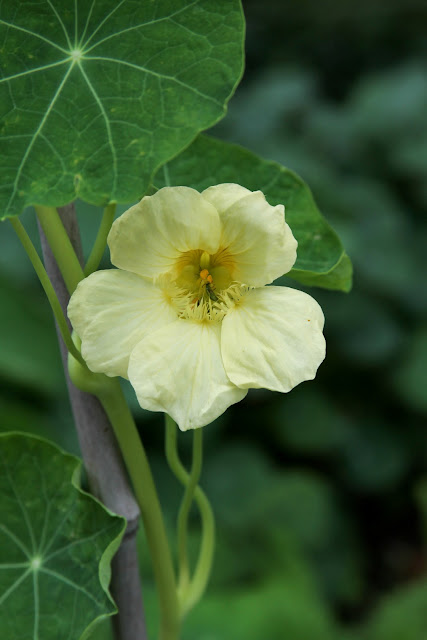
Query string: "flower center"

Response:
xmin=161 ymin=248 xmax=245 ymax=322
xmin=199 ymin=268 xmax=217 ymax=301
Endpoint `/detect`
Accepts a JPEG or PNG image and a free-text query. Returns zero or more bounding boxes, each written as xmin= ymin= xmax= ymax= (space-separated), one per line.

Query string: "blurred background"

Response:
xmin=1 ymin=0 xmax=426 ymax=638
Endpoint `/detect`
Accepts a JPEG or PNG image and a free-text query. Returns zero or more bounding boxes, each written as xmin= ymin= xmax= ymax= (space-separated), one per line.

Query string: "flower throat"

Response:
xmin=162 ymin=249 xmax=246 ymax=323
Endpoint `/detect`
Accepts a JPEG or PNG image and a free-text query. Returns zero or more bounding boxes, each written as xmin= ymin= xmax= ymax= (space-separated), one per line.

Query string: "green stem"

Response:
xmin=35 ymin=205 xmax=84 ymax=294
xmin=176 ymin=428 xmax=203 ymax=597
xmin=95 ymin=381 xmax=180 ymax=640
xmin=84 ymin=203 xmax=116 ymax=276
xmin=9 ymin=217 xmax=85 ymax=366
xmin=165 ymin=415 xmax=215 ymax=618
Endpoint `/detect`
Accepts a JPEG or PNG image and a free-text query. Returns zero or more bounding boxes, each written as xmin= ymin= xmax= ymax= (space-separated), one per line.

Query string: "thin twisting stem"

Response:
xmin=165 ymin=415 xmax=215 ymax=618
xmin=176 ymin=428 xmax=203 ymax=596
xmin=35 ymin=205 xmax=85 ymax=293
xmin=9 ymin=217 xmax=85 ymax=366
xmin=84 ymin=202 xmax=116 ymax=276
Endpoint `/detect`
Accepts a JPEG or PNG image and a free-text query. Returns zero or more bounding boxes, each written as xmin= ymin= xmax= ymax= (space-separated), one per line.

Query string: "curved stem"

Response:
xmin=95 ymin=381 xmax=180 ymax=640
xmin=84 ymin=203 xmax=116 ymax=276
xmin=176 ymin=428 xmax=203 ymax=596
xmin=9 ymin=217 xmax=85 ymax=366
xmin=35 ymin=205 xmax=84 ymax=293
xmin=165 ymin=415 xmax=215 ymax=618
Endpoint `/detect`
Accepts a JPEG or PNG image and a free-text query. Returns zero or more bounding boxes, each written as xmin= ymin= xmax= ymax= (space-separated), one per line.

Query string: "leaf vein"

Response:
xmin=40 ymin=567 xmax=103 ymax=608
xmin=0 ymin=567 xmax=31 ymax=606
xmin=0 ymin=450 xmax=37 ymax=554
xmin=47 ymin=0 xmax=72 ymax=49
xmin=0 ymin=19 xmax=69 ymax=54
xmin=82 ymin=0 xmax=126 ymax=49
xmin=83 ymin=0 xmax=199 ymax=53
xmin=77 ymin=62 xmax=117 ymax=195
xmin=33 ymin=569 xmax=39 ymax=640
xmin=0 ymin=58 xmax=69 ymax=85
xmin=44 ymin=524 xmax=115 ymax=563
xmin=5 ymin=61 xmax=74 ymax=215
xmin=40 ymin=501 xmax=77 ymax=558
xmin=0 ymin=525 xmax=31 ymax=559
xmin=78 ymin=0 xmax=96 ymax=47
xmin=84 ymin=56 xmax=221 ymax=106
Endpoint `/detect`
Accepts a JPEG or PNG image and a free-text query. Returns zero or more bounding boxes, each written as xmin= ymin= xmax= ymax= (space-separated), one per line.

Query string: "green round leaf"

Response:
xmin=154 ymin=134 xmax=352 ymax=291
xmin=0 ymin=0 xmax=244 ymax=218
xmin=0 ymin=432 xmax=125 ymax=640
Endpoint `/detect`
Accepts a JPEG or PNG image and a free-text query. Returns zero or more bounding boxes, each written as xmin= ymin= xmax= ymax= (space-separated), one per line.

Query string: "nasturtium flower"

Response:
xmin=68 ymin=184 xmax=325 ymax=430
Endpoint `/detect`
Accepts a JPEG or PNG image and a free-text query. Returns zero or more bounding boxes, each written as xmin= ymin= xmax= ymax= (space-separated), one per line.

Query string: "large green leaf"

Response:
xmin=0 ymin=0 xmax=244 ymax=218
xmin=0 ymin=432 xmax=125 ymax=640
xmin=154 ymin=135 xmax=352 ymax=291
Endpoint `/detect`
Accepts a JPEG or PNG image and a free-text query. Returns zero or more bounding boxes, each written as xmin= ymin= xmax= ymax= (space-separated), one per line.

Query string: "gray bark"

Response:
xmin=37 ymin=203 xmax=147 ymax=640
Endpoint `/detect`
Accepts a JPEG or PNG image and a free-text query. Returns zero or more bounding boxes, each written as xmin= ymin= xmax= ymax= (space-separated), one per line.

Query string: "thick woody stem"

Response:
xmin=37 ymin=203 xmax=147 ymax=640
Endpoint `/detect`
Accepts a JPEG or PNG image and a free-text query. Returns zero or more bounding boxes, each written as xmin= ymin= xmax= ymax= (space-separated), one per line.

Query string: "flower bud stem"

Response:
xmin=9 ymin=216 xmax=85 ymax=366
xmin=35 ymin=205 xmax=84 ymax=294
xmin=165 ymin=415 xmax=215 ymax=618
xmin=100 ymin=387 xmax=180 ymax=640
xmin=84 ymin=202 xmax=116 ymax=276
xmin=69 ymin=364 xmax=181 ymax=640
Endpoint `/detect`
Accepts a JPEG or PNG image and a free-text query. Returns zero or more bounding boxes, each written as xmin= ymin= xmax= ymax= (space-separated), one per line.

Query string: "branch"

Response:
xmin=37 ymin=203 xmax=147 ymax=640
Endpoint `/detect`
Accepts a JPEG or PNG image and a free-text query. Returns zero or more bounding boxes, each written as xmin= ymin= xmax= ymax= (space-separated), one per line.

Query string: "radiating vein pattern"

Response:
xmin=0 ymin=434 xmax=124 ymax=639
xmin=0 ymin=0 xmax=244 ymax=218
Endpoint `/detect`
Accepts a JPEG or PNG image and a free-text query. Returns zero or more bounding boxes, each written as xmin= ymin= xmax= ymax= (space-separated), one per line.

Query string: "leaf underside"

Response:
xmin=0 ymin=432 xmax=125 ymax=640
xmin=0 ymin=0 xmax=244 ymax=218
xmin=154 ymin=134 xmax=353 ymax=292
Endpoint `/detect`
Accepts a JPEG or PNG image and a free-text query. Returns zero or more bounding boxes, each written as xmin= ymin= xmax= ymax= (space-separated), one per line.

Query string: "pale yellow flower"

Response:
xmin=68 ymin=184 xmax=325 ymax=430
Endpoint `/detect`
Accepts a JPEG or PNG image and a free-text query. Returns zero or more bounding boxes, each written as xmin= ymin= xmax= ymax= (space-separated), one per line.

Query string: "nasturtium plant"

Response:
xmin=0 ymin=0 xmax=244 ymax=218
xmin=0 ymin=432 xmax=125 ymax=640
xmin=0 ymin=1 xmax=355 ymax=638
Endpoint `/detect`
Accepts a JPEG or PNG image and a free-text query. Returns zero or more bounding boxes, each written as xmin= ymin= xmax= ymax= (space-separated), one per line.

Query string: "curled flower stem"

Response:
xmin=35 ymin=205 xmax=85 ymax=294
xmin=176 ymin=428 xmax=203 ymax=597
xmin=9 ymin=216 xmax=85 ymax=367
xmin=165 ymin=415 xmax=215 ymax=618
xmin=84 ymin=202 xmax=116 ymax=276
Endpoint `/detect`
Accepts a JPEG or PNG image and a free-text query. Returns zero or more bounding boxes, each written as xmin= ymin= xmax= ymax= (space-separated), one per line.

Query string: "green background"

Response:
xmin=1 ymin=0 xmax=426 ymax=638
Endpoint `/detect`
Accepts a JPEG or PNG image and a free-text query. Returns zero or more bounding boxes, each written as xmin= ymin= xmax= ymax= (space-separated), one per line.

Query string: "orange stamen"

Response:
xmin=200 ymin=269 xmax=209 ymax=280
xmin=207 ymin=274 xmax=213 ymax=284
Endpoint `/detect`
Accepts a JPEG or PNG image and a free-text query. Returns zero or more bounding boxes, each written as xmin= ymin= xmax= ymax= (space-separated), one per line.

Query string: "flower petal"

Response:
xmin=202 ymin=183 xmax=251 ymax=212
xmin=108 ymin=187 xmax=221 ymax=280
xmin=202 ymin=185 xmax=297 ymax=286
xmin=221 ymin=286 xmax=325 ymax=391
xmin=128 ymin=320 xmax=247 ymax=430
xmin=68 ymin=270 xmax=177 ymax=378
